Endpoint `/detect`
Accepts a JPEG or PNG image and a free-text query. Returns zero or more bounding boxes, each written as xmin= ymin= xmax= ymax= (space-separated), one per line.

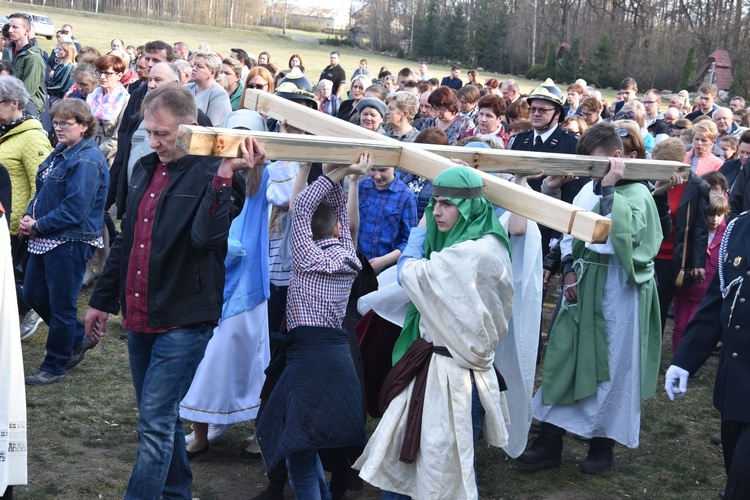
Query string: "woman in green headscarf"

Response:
xmin=355 ymin=166 xmax=515 ymax=500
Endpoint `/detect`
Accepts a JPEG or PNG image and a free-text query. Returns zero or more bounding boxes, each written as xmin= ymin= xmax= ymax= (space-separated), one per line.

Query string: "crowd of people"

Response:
xmin=2 ymin=12 xmax=750 ymax=500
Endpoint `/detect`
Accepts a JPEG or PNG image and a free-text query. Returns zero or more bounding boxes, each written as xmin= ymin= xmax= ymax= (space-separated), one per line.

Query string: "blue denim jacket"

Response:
xmin=29 ymin=136 xmax=109 ymax=240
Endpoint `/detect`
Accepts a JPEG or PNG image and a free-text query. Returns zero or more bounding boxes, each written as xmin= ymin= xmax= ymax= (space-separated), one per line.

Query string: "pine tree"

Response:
xmin=728 ymin=61 xmax=748 ymax=99
xmin=544 ymin=42 xmax=556 ymax=79
xmin=678 ymin=46 xmax=698 ymax=91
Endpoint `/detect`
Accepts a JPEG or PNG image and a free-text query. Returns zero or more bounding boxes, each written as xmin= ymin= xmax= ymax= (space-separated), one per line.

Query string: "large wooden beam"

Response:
xmin=183 ymin=90 xmax=613 ymax=243
xmin=420 ymin=144 xmax=689 ymax=181
xmin=245 ymin=89 xmax=614 ymax=243
xmin=177 ymin=126 xmax=688 ymax=181
xmin=177 ymin=123 xmax=611 ymax=244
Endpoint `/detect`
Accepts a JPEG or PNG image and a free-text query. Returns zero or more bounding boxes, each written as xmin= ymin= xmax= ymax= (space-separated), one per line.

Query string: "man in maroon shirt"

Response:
xmin=84 ymin=84 xmax=263 ymax=499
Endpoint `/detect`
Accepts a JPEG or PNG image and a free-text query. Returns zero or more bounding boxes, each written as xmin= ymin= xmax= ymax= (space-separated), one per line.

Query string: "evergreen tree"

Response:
xmin=544 ymin=42 xmax=556 ymax=78
xmin=412 ymin=0 xmax=441 ymax=60
xmin=678 ymin=46 xmax=698 ymax=90
xmin=472 ymin=0 xmax=506 ymax=70
xmin=728 ymin=61 xmax=748 ymax=99
xmin=586 ymin=34 xmax=618 ymax=88
xmin=556 ymin=39 xmax=580 ymax=83
xmin=449 ymin=4 xmax=468 ymax=62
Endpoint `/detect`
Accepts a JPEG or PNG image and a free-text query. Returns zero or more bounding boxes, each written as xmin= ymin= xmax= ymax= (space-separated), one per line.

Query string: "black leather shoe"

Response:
xmin=67 ymin=338 xmax=95 ymax=370
xmin=517 ymin=433 xmax=562 ymax=468
xmin=580 ymin=438 xmax=615 ymax=474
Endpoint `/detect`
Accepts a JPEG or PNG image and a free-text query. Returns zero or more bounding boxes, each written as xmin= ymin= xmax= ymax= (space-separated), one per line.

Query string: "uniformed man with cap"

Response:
xmin=509 ymin=79 xmax=585 ymax=282
xmin=665 ymin=210 xmax=750 ymax=500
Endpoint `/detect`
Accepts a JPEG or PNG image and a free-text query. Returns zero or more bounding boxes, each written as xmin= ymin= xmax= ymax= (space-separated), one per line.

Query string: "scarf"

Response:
xmin=89 ymin=84 xmax=128 ymax=123
xmin=0 ymin=115 xmax=31 ymax=139
xmin=392 ymin=167 xmax=510 ymax=364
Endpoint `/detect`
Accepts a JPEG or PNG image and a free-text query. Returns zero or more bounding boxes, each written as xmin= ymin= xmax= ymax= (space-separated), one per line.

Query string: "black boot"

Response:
xmin=580 ymin=437 xmax=615 ymax=474
xmin=517 ymin=423 xmax=564 ymax=468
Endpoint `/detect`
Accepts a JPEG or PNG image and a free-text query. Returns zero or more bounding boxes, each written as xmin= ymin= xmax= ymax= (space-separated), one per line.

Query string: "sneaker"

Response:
xmin=25 ymin=370 xmax=66 ymax=386
xmin=20 ymin=310 xmax=43 ymax=340
xmin=66 ymin=338 xmax=95 ymax=370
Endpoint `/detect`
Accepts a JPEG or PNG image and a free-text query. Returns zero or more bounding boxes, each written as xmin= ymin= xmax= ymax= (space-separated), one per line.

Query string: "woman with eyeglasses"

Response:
xmin=186 ymin=51 xmax=232 ymax=127
xmin=87 ymin=55 xmax=129 ymax=162
xmin=221 ymin=58 xmax=245 ymax=111
xmin=19 ymin=99 xmax=108 ymax=386
xmin=47 ymin=42 xmax=77 ymax=103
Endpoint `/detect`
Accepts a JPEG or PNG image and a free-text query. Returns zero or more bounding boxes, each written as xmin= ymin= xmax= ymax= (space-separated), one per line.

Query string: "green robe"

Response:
xmin=542 ymin=182 xmax=663 ymax=405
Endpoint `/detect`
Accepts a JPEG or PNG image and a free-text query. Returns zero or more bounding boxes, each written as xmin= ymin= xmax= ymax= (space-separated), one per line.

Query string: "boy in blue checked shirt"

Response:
xmin=257 ymin=153 xmax=374 ymax=500
xmin=358 ymin=166 xmax=417 ymax=274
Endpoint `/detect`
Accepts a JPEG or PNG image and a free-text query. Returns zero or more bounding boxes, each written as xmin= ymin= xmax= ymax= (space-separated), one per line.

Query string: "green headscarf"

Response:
xmin=392 ymin=166 xmax=510 ymax=364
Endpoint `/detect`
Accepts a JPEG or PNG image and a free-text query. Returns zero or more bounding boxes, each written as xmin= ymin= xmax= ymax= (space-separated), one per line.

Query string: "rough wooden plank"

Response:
xmin=179 ymin=123 xmax=612 ymax=244
xmin=177 ymin=126 xmax=405 ymax=165
xmin=419 ymin=144 xmax=689 ymax=181
xmin=243 ymin=90 xmax=686 ymax=181
xmin=178 ymin=125 xmax=687 ymax=181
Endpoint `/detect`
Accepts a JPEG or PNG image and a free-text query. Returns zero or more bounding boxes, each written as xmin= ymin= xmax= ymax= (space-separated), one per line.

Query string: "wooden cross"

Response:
xmin=175 ymin=90 xmax=687 ymax=244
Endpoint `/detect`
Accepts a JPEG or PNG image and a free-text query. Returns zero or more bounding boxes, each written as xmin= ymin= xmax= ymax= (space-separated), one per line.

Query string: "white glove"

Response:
xmin=665 ymin=365 xmax=690 ymax=401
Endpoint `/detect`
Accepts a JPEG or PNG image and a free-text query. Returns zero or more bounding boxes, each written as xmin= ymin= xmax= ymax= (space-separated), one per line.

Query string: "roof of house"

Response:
xmin=690 ymin=50 xmax=734 ymax=90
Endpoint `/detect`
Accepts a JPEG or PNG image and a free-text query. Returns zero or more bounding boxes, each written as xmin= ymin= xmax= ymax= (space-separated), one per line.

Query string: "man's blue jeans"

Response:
xmin=23 ymin=241 xmax=90 ymax=375
xmin=286 ymin=449 xmax=332 ymax=500
xmin=124 ymin=325 xmax=213 ymax=500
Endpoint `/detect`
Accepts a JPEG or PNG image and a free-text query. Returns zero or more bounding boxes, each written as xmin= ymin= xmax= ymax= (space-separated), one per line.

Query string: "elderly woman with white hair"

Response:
xmin=316 ymin=79 xmax=340 ymax=116
xmin=385 ymin=91 xmax=419 ymax=142
xmin=185 ymin=51 xmax=232 ymax=126
xmin=338 ymin=74 xmax=372 ymax=123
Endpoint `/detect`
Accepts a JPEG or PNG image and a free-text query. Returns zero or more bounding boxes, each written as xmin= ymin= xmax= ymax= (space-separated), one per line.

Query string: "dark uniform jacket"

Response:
xmin=510 ymin=125 xmax=583 ymax=256
xmin=672 ymin=212 xmax=750 ymax=423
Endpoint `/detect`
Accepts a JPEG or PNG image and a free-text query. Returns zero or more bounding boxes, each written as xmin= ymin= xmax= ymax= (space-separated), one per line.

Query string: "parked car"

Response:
xmin=18 ymin=12 xmax=54 ymax=40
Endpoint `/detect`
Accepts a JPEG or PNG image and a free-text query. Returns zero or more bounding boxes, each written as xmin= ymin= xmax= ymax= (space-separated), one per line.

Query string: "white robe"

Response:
xmin=532 ymin=181 xmax=643 ymax=447
xmin=0 ymin=216 xmax=27 ymax=494
xmin=355 ymin=234 xmax=514 ymax=500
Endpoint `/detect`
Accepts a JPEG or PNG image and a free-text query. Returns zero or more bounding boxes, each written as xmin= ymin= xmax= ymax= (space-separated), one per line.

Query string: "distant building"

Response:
xmin=690 ymin=50 xmax=734 ymax=91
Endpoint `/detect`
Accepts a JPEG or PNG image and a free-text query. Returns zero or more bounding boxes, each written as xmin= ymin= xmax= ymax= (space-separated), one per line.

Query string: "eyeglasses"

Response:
xmin=616 ymin=128 xmax=631 ymax=138
xmin=97 ymin=70 xmax=117 ymax=77
xmin=246 ymin=83 xmax=268 ymax=90
xmin=52 ymin=121 xmax=78 ymax=129
xmin=529 ymin=106 xmax=555 ymax=114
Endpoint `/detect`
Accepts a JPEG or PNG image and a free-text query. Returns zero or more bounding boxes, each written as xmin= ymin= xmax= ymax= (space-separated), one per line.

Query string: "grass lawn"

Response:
xmin=17 ymin=271 xmax=727 ymax=499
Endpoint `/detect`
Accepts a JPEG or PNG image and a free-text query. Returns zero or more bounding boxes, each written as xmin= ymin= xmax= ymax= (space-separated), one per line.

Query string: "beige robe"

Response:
xmin=0 ymin=215 xmax=27 ymax=494
xmin=354 ymin=234 xmax=513 ymax=500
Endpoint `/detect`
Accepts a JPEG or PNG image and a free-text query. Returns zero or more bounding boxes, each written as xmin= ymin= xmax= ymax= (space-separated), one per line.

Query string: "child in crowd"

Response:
xmin=256 ymin=154 xmax=372 ymax=500
xmin=671 ymin=193 xmax=729 ymax=352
